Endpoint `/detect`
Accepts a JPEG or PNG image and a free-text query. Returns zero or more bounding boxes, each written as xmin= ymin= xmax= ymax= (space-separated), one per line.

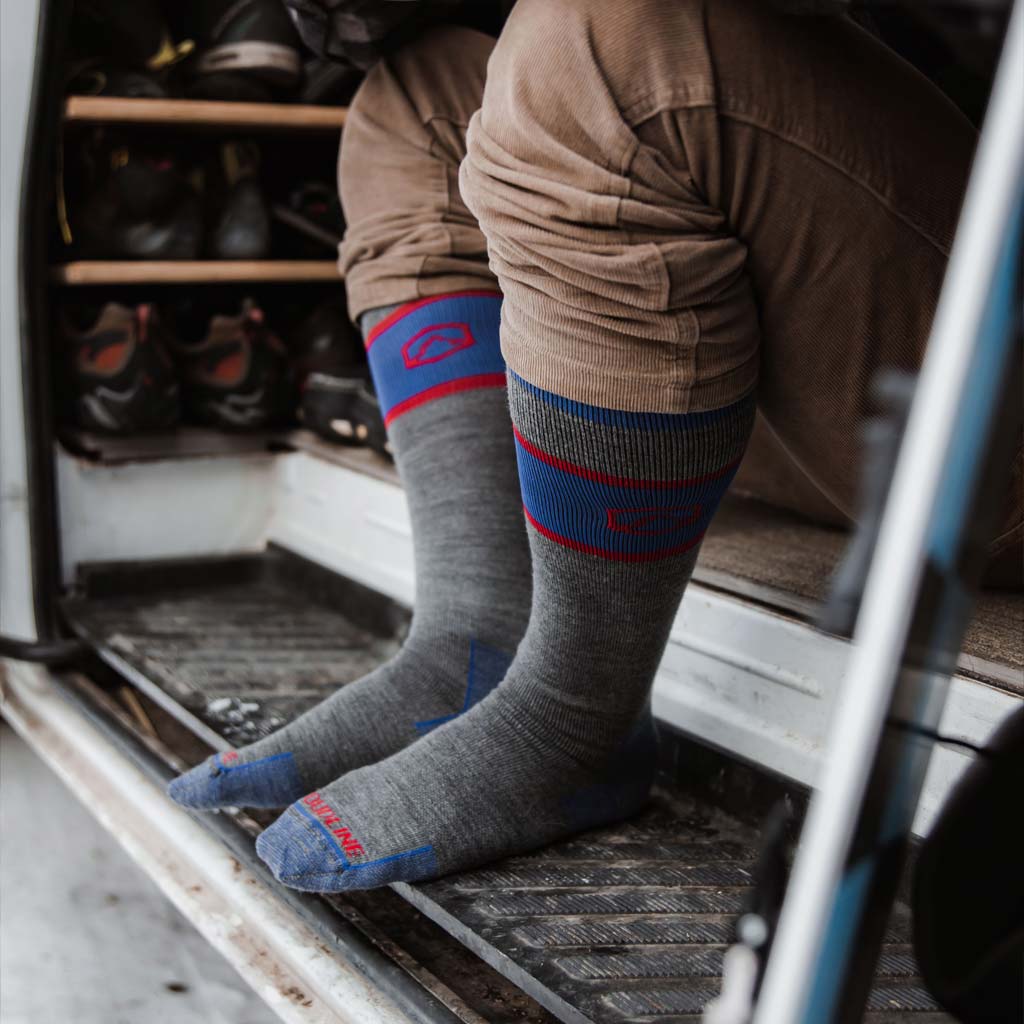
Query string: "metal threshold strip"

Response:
xmin=0 ymin=660 xmax=421 ymax=1024
xmin=56 ymin=550 xmax=952 ymax=1024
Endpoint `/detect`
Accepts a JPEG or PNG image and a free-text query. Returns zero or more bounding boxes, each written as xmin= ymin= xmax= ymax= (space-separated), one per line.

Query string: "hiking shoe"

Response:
xmin=272 ymin=181 xmax=344 ymax=259
xmin=60 ymin=302 xmax=180 ymax=433
xmin=72 ymin=0 xmax=194 ymax=73
xmin=166 ymin=299 xmax=295 ymax=430
xmin=207 ymin=141 xmax=271 ymax=259
xmin=273 ymin=295 xmax=387 ymax=454
xmin=72 ymin=136 xmax=203 ymax=260
xmin=302 ymin=373 xmax=389 ymax=457
xmin=184 ymin=0 xmax=303 ymax=102
xmin=294 ymin=298 xmax=388 ymax=454
xmin=67 ymin=64 xmax=169 ymax=99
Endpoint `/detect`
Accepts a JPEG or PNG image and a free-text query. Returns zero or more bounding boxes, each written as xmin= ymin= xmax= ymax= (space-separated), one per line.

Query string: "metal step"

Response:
xmin=62 ymin=549 xmax=952 ymax=1024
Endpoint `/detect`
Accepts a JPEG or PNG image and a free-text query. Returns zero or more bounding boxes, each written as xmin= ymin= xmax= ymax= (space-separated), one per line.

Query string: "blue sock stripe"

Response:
xmin=508 ymin=370 xmax=752 ymax=430
xmin=217 ymin=751 xmax=295 ymax=773
xmin=413 ymin=712 xmax=458 ymax=732
xmin=366 ymin=292 xmax=506 ymax=425
xmin=344 ymin=844 xmax=435 ymax=872
xmin=294 ymin=801 xmax=436 ymax=880
xmin=461 ymin=640 xmax=478 ymax=711
xmin=514 ymin=428 xmax=741 ymax=560
xmin=168 ymin=751 xmax=305 ymax=809
xmin=296 ymin=800 xmax=355 ymax=867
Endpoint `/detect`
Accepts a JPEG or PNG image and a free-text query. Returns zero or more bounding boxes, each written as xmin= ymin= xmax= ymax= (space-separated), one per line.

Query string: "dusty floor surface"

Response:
xmin=0 ymin=723 xmax=279 ymax=1024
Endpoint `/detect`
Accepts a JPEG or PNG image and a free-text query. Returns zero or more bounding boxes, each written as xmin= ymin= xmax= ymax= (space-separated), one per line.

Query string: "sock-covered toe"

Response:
xmin=256 ymin=793 xmax=439 ymax=892
xmin=167 ymin=751 xmax=305 ymax=809
xmin=256 ymin=803 xmax=350 ymax=891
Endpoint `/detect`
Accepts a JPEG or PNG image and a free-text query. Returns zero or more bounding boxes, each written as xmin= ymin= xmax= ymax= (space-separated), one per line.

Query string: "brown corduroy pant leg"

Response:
xmin=338 ymin=3 xmax=1021 ymax=575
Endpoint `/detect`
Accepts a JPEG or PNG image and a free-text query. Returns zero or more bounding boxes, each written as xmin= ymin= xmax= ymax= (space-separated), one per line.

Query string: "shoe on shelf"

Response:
xmin=272 ymin=181 xmax=344 ymax=259
xmin=71 ymin=135 xmax=203 ymax=260
xmin=280 ymin=296 xmax=388 ymax=456
xmin=67 ymin=64 xmax=169 ymax=99
xmin=72 ymin=0 xmax=194 ymax=75
xmin=183 ymin=0 xmax=303 ymax=103
xmin=164 ymin=296 xmax=295 ymax=430
xmin=207 ymin=141 xmax=271 ymax=259
xmin=300 ymin=58 xmax=361 ymax=106
xmin=59 ymin=302 xmax=180 ymax=434
xmin=302 ymin=373 xmax=389 ymax=457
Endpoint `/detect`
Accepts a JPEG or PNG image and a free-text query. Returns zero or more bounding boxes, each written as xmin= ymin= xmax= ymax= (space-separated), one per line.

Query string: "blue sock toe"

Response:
xmin=256 ymin=804 xmax=349 ymax=891
xmin=167 ymin=751 xmax=305 ymax=809
xmin=256 ymin=796 xmax=438 ymax=893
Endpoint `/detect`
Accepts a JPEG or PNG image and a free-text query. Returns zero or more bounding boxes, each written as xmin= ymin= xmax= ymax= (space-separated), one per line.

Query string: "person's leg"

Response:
xmin=256 ymin=0 xmax=982 ymax=890
xmin=254 ymin=0 xmax=762 ymax=890
xmin=169 ymin=27 xmax=533 ymax=811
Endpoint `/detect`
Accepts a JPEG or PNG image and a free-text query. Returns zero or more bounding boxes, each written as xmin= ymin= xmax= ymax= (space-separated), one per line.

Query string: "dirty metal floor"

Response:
xmin=63 ymin=550 xmax=951 ymax=1024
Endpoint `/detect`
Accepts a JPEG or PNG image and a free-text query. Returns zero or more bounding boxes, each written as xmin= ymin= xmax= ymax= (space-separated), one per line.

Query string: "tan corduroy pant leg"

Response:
xmin=338 ymin=26 xmax=497 ymax=319
xmin=337 ymin=6 xmax=1020 ymax=577
xmin=461 ymin=0 xmax=982 ymax=522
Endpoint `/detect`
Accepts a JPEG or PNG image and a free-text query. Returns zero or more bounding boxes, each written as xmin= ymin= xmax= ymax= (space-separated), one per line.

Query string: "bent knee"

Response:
xmin=346 ymin=25 xmax=491 ymax=141
xmin=341 ymin=25 xmax=491 ymax=223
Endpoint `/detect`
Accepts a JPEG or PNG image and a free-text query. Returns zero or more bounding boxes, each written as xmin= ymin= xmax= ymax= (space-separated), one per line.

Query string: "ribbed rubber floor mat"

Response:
xmin=398 ymin=795 xmax=947 ymax=1024
xmin=64 ymin=553 xmax=951 ymax=1024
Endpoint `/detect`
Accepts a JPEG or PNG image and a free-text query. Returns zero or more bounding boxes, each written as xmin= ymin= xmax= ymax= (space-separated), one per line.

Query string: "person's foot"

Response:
xmin=255 ymin=687 xmax=658 ymax=891
xmin=167 ymin=635 xmax=516 ymax=809
xmin=168 ymin=293 xmax=532 ymax=811
xmin=251 ymin=371 xmax=754 ymax=890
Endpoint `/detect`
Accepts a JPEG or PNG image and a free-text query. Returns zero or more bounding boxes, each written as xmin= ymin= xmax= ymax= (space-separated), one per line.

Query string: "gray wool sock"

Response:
xmin=255 ymin=372 xmax=755 ymax=890
xmin=169 ymin=293 xmax=531 ymax=810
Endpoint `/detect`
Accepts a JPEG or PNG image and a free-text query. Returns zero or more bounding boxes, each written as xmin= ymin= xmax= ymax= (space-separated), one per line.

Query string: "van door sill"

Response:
xmin=60 ymin=549 xmax=953 ymax=1024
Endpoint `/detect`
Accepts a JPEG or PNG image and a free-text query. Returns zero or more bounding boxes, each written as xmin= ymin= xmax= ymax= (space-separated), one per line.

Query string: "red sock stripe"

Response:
xmin=365 ymin=290 xmax=503 ymax=351
xmin=383 ymin=373 xmax=507 ymax=426
xmin=512 ymin=425 xmax=742 ymax=490
xmin=523 ymin=506 xmax=706 ymax=562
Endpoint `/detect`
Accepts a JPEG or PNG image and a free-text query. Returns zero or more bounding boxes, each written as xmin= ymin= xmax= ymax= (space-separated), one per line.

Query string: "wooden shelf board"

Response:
xmin=284 ymin=429 xmax=398 ymax=484
xmin=60 ymin=426 xmax=285 ymax=464
xmin=64 ymin=95 xmax=346 ymax=131
xmin=52 ymin=261 xmax=342 ymax=285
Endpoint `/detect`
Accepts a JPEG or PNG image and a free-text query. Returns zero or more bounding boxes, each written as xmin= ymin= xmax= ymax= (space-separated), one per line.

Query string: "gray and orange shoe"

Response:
xmin=60 ymin=302 xmax=179 ymax=433
xmin=167 ymin=299 xmax=295 ymax=430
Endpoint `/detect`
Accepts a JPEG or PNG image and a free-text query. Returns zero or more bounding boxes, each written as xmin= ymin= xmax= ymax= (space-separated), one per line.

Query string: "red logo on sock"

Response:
xmin=401 ymin=323 xmax=475 ymax=368
xmin=606 ymin=506 xmax=702 ymax=535
xmin=220 ymin=750 xmax=240 ymax=764
xmin=302 ymin=793 xmax=365 ymax=857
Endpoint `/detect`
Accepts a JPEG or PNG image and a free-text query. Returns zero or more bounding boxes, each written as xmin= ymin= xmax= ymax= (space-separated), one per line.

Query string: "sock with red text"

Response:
xmin=255 ymin=373 xmax=754 ymax=889
xmin=168 ymin=293 xmax=531 ymax=810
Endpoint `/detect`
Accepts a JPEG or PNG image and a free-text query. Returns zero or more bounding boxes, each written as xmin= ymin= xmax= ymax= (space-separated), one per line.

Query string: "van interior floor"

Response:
xmin=696 ymin=497 xmax=1023 ymax=693
xmin=59 ymin=547 xmax=968 ymax=1024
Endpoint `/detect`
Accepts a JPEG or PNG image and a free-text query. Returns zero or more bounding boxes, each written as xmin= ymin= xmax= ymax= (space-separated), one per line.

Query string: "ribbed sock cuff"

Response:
xmin=508 ymin=371 xmax=755 ymax=561
xmin=364 ymin=290 xmax=505 ymax=426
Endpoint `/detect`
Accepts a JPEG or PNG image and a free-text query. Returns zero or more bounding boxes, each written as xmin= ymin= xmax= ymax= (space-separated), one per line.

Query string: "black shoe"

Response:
xmin=72 ymin=0 xmax=194 ymax=73
xmin=184 ymin=0 xmax=303 ymax=102
xmin=272 ymin=181 xmax=344 ymax=258
xmin=283 ymin=297 xmax=389 ymax=455
xmin=302 ymin=374 xmax=389 ymax=456
xmin=300 ymin=59 xmax=361 ymax=106
xmin=72 ymin=136 xmax=203 ymax=260
xmin=67 ymin=64 xmax=169 ymax=99
xmin=207 ymin=141 xmax=271 ymax=259
xmin=60 ymin=302 xmax=180 ymax=433
xmin=165 ymin=298 xmax=295 ymax=430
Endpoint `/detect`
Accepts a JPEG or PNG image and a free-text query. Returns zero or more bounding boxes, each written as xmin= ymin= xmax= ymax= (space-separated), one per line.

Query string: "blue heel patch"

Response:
xmin=167 ymin=750 xmax=305 ymax=810
xmin=414 ymin=639 xmax=512 ymax=734
xmin=560 ymin=714 xmax=658 ymax=830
